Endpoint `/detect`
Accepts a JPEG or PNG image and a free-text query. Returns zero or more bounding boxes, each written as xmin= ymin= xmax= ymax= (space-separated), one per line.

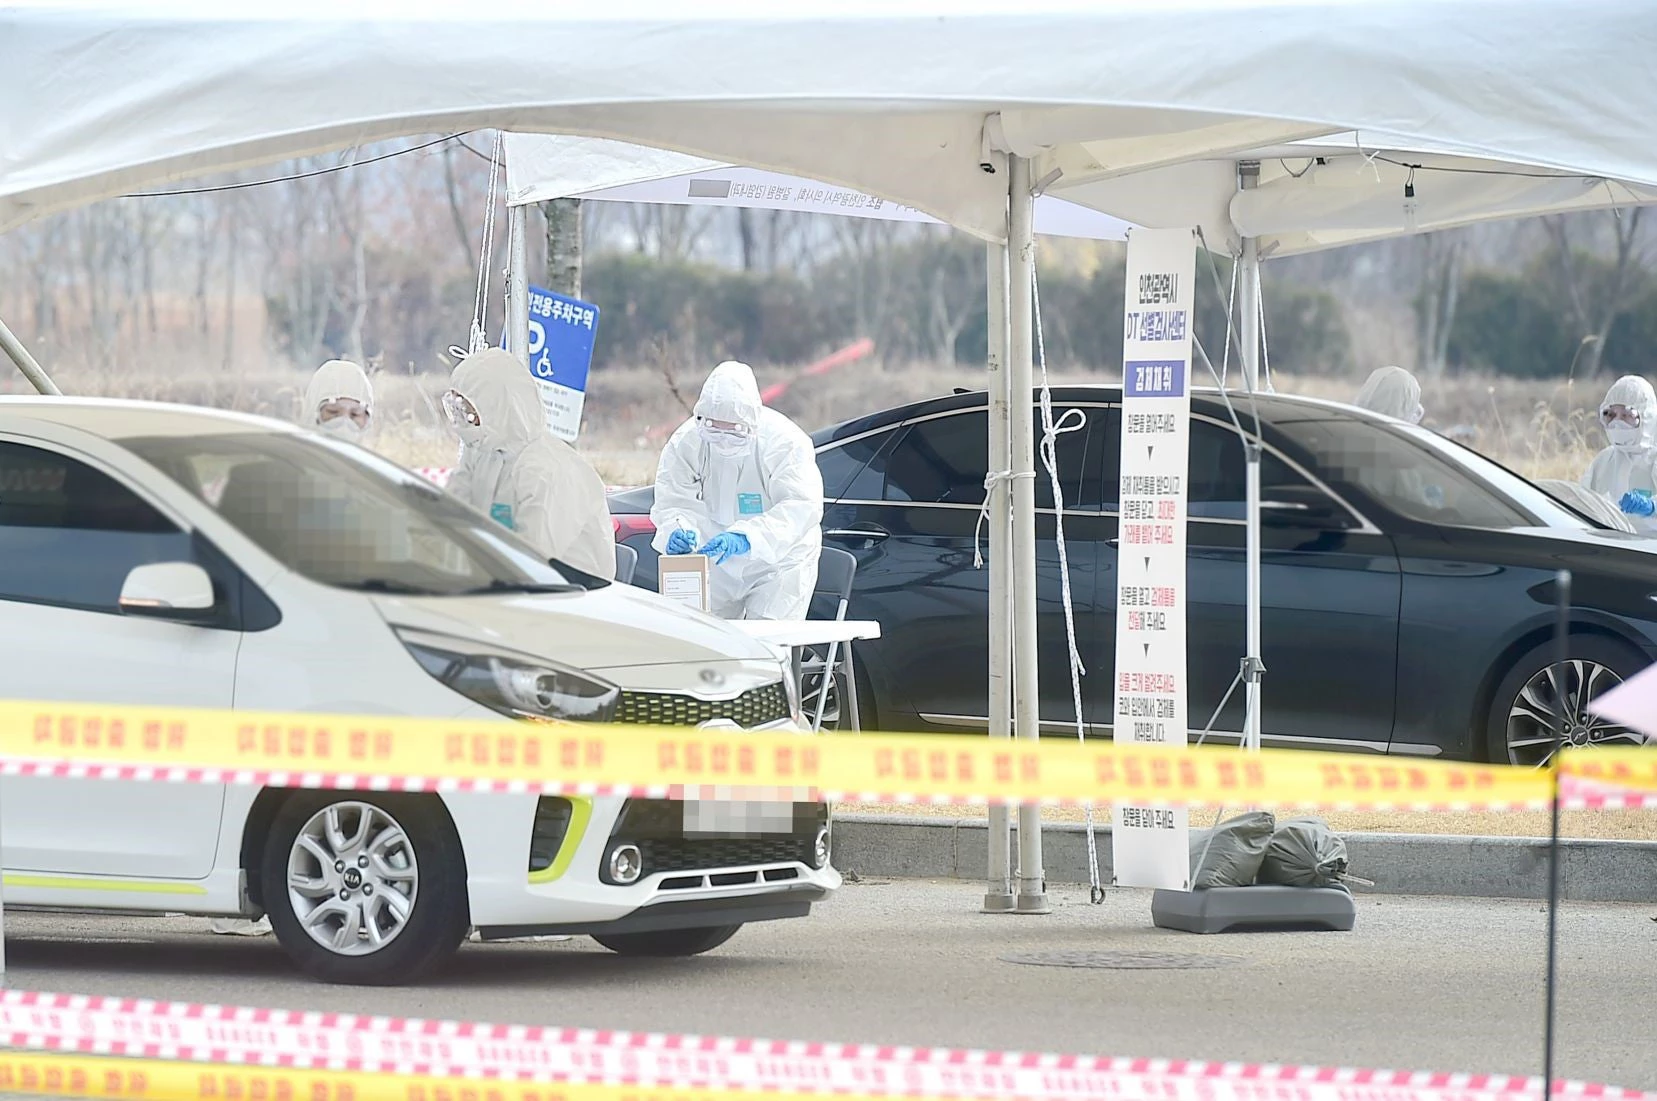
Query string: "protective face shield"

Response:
xmin=443 ymin=390 xmax=487 ymax=446
xmin=1601 ymin=403 xmax=1644 ymax=450
xmin=698 ymin=417 xmax=752 ymax=459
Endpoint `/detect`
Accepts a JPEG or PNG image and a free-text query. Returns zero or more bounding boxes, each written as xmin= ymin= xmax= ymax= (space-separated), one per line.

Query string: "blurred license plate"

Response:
xmin=683 ymin=794 xmax=799 ymax=837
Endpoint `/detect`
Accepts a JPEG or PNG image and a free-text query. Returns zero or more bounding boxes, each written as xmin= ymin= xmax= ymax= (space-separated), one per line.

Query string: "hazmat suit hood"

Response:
xmin=1354 ymin=366 xmax=1423 ymax=423
xmin=694 ymin=360 xmax=764 ymax=432
xmin=1599 ymin=375 xmax=1657 ymax=453
xmin=443 ymin=347 xmax=616 ymax=581
xmin=1583 ymin=375 xmax=1657 ymax=530
xmin=302 ymin=359 xmax=373 ymax=431
xmin=450 ymin=348 xmax=546 ymax=455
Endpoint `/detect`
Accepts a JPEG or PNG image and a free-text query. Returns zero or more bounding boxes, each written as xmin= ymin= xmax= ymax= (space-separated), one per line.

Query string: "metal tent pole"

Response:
xmin=1238 ymin=227 xmax=1264 ymax=752
xmin=507 ymin=205 xmax=530 ymax=365
xmin=0 ymin=316 xmax=62 ymax=395
xmin=983 ymin=239 xmax=1015 ymax=913
xmin=1008 ymin=156 xmax=1048 ymax=914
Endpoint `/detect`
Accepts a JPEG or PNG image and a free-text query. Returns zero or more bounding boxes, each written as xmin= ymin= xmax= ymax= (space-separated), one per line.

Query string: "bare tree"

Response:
xmin=543 ymin=197 xmax=583 ymax=297
xmin=1544 ymin=208 xmax=1647 ymax=376
xmin=1416 ymin=232 xmax=1465 ymax=378
xmin=440 ymin=144 xmax=477 ymax=269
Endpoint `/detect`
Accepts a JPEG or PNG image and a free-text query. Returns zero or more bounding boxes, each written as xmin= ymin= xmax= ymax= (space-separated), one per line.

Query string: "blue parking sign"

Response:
xmin=525 ymin=286 xmax=600 ymax=441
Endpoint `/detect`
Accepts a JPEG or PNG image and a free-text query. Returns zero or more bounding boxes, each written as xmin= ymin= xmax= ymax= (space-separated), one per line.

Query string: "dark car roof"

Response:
xmin=809 ymin=385 xmax=1367 ymax=446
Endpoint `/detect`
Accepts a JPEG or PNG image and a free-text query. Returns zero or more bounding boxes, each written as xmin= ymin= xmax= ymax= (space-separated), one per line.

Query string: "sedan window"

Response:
xmin=881 ymin=408 xmax=1101 ymax=510
xmin=0 ymin=440 xmax=195 ymax=614
xmin=1185 ymin=418 xmax=1324 ymax=521
xmin=1275 ymin=419 xmax=1535 ymax=529
xmin=123 ymin=433 xmax=581 ymax=595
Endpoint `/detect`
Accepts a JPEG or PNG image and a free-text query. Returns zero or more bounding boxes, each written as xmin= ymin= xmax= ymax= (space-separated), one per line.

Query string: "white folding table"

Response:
xmin=729 ymin=620 xmax=881 ymax=731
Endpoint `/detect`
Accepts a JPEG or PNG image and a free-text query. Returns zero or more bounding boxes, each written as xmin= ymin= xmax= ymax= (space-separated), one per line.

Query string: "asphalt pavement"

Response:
xmin=2 ymin=880 xmax=1653 ymax=1090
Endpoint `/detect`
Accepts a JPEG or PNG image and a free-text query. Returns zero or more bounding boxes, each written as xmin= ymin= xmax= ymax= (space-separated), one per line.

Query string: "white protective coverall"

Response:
xmin=651 ymin=361 xmax=824 ymax=619
xmin=1354 ymin=365 xmax=1424 ymax=423
xmin=1583 ymin=375 xmax=1657 ymax=532
xmin=445 ymin=349 xmax=616 ymax=580
xmin=303 ymin=359 xmax=374 ymax=440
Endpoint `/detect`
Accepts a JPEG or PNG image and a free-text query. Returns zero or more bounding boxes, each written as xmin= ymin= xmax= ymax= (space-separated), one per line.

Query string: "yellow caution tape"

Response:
xmin=0 ymin=1050 xmax=776 ymax=1101
xmin=0 ymin=699 xmax=1554 ymax=810
xmin=1559 ymin=746 xmax=1657 ymax=794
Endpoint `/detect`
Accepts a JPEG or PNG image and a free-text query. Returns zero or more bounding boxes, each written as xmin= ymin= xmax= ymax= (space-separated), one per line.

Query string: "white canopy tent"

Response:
xmin=3 ymin=0 xmax=1657 ymax=913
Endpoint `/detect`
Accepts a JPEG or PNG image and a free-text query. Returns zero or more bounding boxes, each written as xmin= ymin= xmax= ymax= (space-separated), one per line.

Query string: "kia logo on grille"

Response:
xmin=699 ymin=669 xmax=726 ymax=687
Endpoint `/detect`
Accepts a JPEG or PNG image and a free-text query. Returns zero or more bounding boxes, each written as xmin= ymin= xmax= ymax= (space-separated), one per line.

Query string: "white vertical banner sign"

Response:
xmin=1112 ymin=227 xmax=1197 ymax=891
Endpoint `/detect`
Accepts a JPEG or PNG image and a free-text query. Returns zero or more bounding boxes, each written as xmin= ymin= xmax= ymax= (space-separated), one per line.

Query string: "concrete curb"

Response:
xmin=831 ymin=814 xmax=1657 ymax=903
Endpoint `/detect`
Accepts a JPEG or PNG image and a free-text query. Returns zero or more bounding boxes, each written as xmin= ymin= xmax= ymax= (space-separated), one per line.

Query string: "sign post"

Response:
xmin=1111 ymin=227 xmax=1197 ymax=891
xmin=525 ymin=284 xmax=600 ymax=443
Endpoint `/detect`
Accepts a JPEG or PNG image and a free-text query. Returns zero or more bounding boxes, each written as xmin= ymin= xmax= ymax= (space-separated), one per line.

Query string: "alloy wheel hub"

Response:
xmin=1505 ymin=659 xmax=1640 ymax=767
xmin=287 ymin=802 xmax=418 ymax=957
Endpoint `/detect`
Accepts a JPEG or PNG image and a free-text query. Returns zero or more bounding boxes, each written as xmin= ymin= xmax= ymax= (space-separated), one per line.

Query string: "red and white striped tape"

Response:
xmin=413 ymin=467 xmax=451 ymax=487
xmin=0 ymin=991 xmax=1641 ymax=1101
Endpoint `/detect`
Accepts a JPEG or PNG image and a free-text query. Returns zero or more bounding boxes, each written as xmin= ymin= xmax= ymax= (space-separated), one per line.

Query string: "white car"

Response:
xmin=0 ymin=398 xmax=838 ymax=984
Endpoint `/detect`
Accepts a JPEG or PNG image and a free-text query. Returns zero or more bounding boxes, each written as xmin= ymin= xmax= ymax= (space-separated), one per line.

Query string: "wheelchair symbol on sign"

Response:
xmin=528 ymin=320 xmax=554 ymax=379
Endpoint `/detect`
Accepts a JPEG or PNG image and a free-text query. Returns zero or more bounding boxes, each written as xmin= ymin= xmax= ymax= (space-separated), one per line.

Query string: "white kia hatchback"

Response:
xmin=0 ymin=398 xmax=837 ymax=983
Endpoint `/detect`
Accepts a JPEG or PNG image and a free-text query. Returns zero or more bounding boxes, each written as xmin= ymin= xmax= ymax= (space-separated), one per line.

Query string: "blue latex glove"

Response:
xmin=665 ymin=527 xmax=699 ymax=554
xmin=697 ymin=532 xmax=752 ymax=564
xmin=1620 ymin=491 xmax=1656 ymax=517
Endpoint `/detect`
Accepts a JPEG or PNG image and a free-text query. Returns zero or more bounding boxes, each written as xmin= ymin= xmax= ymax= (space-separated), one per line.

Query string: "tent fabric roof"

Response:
xmin=3 ymin=1 xmax=1655 ymax=240
xmin=501 ymin=134 xmax=1133 ymax=242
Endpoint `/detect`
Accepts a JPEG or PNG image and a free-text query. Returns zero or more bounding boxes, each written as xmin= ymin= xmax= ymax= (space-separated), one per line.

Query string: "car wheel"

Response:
xmin=260 ymin=793 xmax=469 ymax=985
xmin=1486 ymin=636 xmax=1647 ymax=766
xmin=592 ymin=924 xmax=742 ymax=957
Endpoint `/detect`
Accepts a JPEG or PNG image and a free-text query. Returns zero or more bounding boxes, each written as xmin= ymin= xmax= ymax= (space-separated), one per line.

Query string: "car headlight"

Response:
xmin=394 ymin=626 xmax=619 ymax=723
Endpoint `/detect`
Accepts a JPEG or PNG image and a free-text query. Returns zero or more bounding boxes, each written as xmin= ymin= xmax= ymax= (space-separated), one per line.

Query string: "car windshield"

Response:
xmin=1274 ymin=417 xmax=1588 ymax=531
xmin=121 ymin=432 xmax=587 ymax=595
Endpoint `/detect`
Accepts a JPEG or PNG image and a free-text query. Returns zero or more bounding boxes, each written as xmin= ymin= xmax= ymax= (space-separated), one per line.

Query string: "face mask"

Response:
xmin=318 ymin=416 xmax=364 ymax=440
xmin=1408 ymin=404 xmax=1424 ymax=425
xmin=1606 ymin=421 xmax=1643 ymax=450
xmin=699 ymin=423 xmax=750 ymax=458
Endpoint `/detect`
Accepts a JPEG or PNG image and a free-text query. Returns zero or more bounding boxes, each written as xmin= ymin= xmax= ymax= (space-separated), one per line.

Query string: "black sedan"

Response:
xmin=609 ymin=386 xmax=1657 ymax=764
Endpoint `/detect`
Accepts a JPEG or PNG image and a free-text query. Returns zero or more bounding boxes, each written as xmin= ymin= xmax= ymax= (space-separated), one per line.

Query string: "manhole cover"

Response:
xmin=999 ymin=949 xmax=1241 ymax=970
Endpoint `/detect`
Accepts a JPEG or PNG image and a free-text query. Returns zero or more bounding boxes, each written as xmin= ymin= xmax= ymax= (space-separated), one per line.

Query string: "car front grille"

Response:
xmin=616 ymin=681 xmax=790 ymax=728
xmin=635 ymin=836 xmax=813 ymax=875
xmin=600 ymin=797 xmax=828 ymax=885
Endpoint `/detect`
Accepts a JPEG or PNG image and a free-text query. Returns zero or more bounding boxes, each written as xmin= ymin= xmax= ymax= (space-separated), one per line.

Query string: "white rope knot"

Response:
xmin=972 ymin=469 xmax=1034 ymax=569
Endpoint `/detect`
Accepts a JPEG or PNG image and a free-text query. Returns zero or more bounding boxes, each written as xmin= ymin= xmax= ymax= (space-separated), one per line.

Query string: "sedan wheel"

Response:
xmin=1496 ymin=640 xmax=1644 ymax=767
xmin=262 ymin=792 xmax=469 ymax=984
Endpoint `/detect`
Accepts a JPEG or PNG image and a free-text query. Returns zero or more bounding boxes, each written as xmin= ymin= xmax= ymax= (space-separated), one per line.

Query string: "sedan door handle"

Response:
xmin=825 ymin=525 xmax=890 ymax=544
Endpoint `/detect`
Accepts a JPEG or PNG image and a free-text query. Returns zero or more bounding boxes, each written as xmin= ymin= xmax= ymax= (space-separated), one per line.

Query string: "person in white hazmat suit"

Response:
xmin=304 ymin=358 xmax=374 ymax=441
xmin=1583 ymin=375 xmax=1657 ymax=531
xmin=1353 ymin=365 xmax=1425 ymax=424
xmin=443 ymin=348 xmax=616 ymax=580
xmin=651 ymin=361 xmax=824 ymax=619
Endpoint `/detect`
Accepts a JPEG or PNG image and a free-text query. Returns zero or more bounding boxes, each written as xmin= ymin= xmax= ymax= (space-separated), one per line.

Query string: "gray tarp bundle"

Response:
xmin=1190 ymin=813 xmax=1351 ymax=889
xmin=1258 ymin=817 xmax=1350 ymax=888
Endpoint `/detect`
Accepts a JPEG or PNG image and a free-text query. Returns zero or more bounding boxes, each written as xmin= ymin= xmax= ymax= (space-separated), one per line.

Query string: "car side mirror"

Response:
xmin=119 ymin=562 xmax=217 ymax=622
xmin=1260 ymin=486 xmax=1352 ymax=529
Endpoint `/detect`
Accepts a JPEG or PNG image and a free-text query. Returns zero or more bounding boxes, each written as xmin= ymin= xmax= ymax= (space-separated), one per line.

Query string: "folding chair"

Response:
xmin=613 ymin=543 xmax=638 ymax=586
xmin=799 ymin=546 xmax=860 ymax=732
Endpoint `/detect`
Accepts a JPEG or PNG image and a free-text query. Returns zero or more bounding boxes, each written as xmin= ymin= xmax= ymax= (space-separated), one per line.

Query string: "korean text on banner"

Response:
xmin=526 ymin=284 xmax=599 ymax=443
xmin=1113 ymin=226 xmax=1198 ymax=891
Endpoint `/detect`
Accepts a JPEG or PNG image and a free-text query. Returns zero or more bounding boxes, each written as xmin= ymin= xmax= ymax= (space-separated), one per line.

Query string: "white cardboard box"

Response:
xmin=658 ymin=553 xmax=710 ymax=613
